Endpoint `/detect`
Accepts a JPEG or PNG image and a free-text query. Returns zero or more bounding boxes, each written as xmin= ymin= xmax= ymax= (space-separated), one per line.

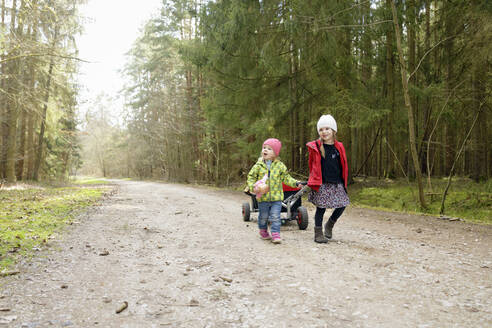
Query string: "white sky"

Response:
xmin=76 ymin=0 xmax=162 ymax=121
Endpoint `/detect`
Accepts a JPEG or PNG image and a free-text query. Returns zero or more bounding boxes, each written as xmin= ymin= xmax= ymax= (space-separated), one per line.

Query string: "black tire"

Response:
xmin=296 ymin=206 xmax=308 ymax=230
xmin=242 ymin=202 xmax=251 ymax=221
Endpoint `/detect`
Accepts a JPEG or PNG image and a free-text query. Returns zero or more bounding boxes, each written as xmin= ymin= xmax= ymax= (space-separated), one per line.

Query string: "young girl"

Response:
xmin=247 ymin=138 xmax=301 ymax=244
xmin=306 ymin=115 xmax=349 ymax=243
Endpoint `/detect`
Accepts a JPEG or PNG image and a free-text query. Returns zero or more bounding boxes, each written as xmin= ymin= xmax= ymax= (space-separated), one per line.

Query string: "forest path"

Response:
xmin=1 ymin=180 xmax=491 ymax=328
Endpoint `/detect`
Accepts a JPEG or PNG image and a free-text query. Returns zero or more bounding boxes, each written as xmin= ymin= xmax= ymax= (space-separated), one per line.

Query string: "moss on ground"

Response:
xmin=349 ymin=178 xmax=492 ymax=224
xmin=72 ymin=177 xmax=109 ymax=185
xmin=0 ymin=184 xmax=109 ymax=271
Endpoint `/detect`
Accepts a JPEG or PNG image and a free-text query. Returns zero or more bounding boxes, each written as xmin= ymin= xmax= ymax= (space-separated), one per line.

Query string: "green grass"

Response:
xmin=349 ymin=178 xmax=492 ymax=224
xmin=72 ymin=177 xmax=109 ymax=185
xmin=72 ymin=176 xmax=133 ymax=184
xmin=0 ymin=185 xmax=108 ymax=272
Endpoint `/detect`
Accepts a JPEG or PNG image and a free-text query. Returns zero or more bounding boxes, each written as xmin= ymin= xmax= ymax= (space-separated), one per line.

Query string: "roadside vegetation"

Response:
xmin=72 ymin=177 xmax=111 ymax=185
xmin=349 ymin=178 xmax=492 ymax=224
xmin=0 ymin=181 xmax=111 ymax=272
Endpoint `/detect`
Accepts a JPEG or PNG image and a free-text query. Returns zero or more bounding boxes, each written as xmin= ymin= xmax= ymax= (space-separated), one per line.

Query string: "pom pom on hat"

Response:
xmin=317 ymin=114 xmax=337 ymax=132
xmin=263 ymin=138 xmax=282 ymax=156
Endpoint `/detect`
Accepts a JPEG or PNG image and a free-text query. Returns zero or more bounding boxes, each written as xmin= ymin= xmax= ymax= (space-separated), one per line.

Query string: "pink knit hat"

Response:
xmin=263 ymin=138 xmax=282 ymax=156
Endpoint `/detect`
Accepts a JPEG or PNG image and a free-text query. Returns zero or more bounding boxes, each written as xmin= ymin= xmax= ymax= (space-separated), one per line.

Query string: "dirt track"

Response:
xmin=1 ymin=180 xmax=491 ymax=327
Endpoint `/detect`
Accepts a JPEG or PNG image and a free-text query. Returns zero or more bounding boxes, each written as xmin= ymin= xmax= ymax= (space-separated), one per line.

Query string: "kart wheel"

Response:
xmin=296 ymin=206 xmax=308 ymax=230
xmin=242 ymin=202 xmax=251 ymax=221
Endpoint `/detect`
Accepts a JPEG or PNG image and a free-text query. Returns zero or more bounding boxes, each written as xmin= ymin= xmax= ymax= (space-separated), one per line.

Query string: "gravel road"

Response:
xmin=1 ymin=180 xmax=491 ymax=327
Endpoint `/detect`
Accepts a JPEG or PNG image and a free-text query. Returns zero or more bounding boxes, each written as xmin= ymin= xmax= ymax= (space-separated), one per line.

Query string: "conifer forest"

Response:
xmin=2 ymin=3 xmax=492 ymax=326
xmin=1 ymin=1 xmax=491 ymax=206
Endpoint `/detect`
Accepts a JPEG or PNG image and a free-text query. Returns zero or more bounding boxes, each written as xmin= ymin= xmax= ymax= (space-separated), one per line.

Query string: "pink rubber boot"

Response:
xmin=271 ymin=232 xmax=282 ymax=244
xmin=259 ymin=229 xmax=271 ymax=240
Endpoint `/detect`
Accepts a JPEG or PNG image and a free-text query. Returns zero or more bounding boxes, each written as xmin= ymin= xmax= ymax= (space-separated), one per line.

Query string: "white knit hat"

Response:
xmin=317 ymin=114 xmax=337 ymax=132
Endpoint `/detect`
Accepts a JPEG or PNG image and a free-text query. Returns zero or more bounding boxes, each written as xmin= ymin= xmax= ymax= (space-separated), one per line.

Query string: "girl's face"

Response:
xmin=319 ymin=127 xmax=335 ymax=143
xmin=262 ymin=145 xmax=276 ymax=161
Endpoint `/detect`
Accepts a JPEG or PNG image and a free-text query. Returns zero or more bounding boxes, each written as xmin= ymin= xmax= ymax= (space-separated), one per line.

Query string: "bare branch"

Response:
xmin=296 ymin=0 xmax=372 ymax=24
xmin=426 ymin=80 xmax=466 ymax=190
xmin=407 ymin=36 xmax=455 ymax=83
xmin=0 ymin=53 xmax=92 ymax=64
xmin=316 ymin=20 xmax=393 ymax=31
xmin=440 ymin=102 xmax=485 ymax=215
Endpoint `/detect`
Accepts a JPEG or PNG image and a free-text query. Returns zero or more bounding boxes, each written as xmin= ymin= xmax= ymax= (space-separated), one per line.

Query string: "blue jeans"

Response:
xmin=258 ymin=201 xmax=282 ymax=233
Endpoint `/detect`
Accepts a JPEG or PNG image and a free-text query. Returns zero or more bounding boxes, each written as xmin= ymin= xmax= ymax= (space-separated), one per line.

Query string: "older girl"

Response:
xmin=306 ymin=115 xmax=349 ymax=243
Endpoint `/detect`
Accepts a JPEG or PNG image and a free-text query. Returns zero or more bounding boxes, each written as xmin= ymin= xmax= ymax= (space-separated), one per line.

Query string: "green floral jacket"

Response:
xmin=247 ymin=158 xmax=298 ymax=202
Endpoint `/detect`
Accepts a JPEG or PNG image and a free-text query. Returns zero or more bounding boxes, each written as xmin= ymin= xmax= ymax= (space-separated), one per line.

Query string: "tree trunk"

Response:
xmin=26 ymin=111 xmax=35 ymax=179
xmin=33 ymin=26 xmax=58 ymax=181
xmin=23 ymin=0 xmax=38 ymax=180
xmin=288 ymin=38 xmax=298 ymax=172
xmin=15 ymin=0 xmax=26 ymax=180
xmin=361 ymin=1 xmax=372 ymax=84
xmin=350 ymin=126 xmax=357 ymax=179
xmin=5 ymin=0 xmax=19 ymax=183
xmin=418 ymin=0 xmax=432 ymax=177
xmin=472 ymin=64 xmax=486 ymax=181
xmin=407 ymin=0 xmax=417 ymax=132
xmin=385 ymin=0 xmax=396 ymax=178
xmin=181 ymin=13 xmax=196 ymax=181
xmin=0 ymin=0 xmax=6 ymax=179
xmin=390 ymin=0 xmax=427 ymax=208
xmin=16 ymin=105 xmax=26 ymax=180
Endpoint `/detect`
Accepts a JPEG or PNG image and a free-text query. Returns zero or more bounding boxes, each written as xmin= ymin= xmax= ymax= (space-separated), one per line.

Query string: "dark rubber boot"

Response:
xmin=324 ymin=219 xmax=335 ymax=239
xmin=314 ymin=226 xmax=328 ymax=243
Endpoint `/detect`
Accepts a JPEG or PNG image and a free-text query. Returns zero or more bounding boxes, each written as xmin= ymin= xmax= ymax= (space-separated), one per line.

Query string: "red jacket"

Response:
xmin=306 ymin=139 xmax=348 ymax=192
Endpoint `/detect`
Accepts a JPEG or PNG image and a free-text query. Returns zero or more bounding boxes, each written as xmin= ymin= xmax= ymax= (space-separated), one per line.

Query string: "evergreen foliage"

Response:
xmin=117 ymin=0 xmax=491 ymax=190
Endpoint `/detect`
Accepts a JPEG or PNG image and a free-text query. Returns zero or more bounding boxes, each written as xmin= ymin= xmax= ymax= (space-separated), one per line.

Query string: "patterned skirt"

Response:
xmin=308 ymin=183 xmax=350 ymax=209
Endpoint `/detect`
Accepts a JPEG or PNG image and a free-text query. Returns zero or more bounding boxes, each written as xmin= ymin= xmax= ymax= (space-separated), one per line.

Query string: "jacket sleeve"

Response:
xmin=308 ymin=147 xmax=315 ymax=174
xmin=280 ymin=164 xmax=298 ymax=188
xmin=340 ymin=143 xmax=349 ymax=188
xmin=247 ymin=163 xmax=259 ymax=191
xmin=306 ymin=143 xmax=321 ymax=191
xmin=307 ymin=146 xmax=318 ymax=182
